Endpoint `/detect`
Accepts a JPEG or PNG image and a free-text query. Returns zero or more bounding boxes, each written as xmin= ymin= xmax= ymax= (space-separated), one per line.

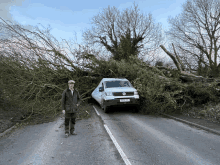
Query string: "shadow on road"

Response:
xmin=89 ymin=98 xmax=139 ymax=114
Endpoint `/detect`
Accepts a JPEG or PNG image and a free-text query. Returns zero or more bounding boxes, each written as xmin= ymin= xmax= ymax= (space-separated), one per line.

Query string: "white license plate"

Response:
xmin=120 ymin=99 xmax=130 ymax=102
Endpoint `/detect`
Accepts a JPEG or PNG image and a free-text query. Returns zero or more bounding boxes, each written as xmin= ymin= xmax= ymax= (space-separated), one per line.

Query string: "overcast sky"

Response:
xmin=1 ymin=0 xmax=186 ymax=44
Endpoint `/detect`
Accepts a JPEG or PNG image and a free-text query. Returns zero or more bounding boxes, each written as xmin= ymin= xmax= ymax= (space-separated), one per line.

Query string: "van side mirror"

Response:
xmin=99 ymin=87 xmax=104 ymax=92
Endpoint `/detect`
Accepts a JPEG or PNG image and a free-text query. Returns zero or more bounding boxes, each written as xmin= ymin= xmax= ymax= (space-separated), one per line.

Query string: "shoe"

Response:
xmin=71 ymin=131 xmax=77 ymax=135
xmin=65 ymin=133 xmax=69 ymax=138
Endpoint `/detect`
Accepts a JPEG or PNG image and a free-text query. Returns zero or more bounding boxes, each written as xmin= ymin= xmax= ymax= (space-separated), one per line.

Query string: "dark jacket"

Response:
xmin=61 ymin=88 xmax=81 ymax=113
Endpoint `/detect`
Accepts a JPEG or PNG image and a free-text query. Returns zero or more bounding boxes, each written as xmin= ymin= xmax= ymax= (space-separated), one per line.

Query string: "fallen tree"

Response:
xmin=159 ymin=44 xmax=220 ymax=84
xmin=0 ymin=18 xmax=102 ymax=124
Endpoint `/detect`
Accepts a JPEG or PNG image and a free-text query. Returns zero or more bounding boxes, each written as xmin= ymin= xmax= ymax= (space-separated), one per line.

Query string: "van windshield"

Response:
xmin=105 ymin=81 xmax=131 ymax=88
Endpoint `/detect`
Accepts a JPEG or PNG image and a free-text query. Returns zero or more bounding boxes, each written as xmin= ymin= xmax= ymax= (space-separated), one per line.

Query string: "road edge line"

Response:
xmin=161 ymin=113 xmax=220 ymax=136
xmin=0 ymin=125 xmax=17 ymax=137
xmin=93 ymin=105 xmax=100 ymax=116
xmin=92 ymin=105 xmax=132 ymax=165
xmin=104 ymin=124 xmax=132 ymax=165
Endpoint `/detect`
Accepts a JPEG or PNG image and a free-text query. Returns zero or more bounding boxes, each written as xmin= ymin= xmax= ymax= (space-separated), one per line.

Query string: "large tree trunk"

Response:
xmin=160 ymin=45 xmax=183 ymax=71
xmin=159 ymin=45 xmax=219 ymax=83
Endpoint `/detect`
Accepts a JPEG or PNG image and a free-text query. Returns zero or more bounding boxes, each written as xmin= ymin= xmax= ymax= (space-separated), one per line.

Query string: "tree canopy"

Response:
xmin=83 ymin=3 xmax=163 ymax=61
xmin=167 ymin=0 xmax=220 ymax=77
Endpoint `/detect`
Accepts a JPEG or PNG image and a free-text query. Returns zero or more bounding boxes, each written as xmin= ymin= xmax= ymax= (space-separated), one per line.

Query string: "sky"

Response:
xmin=0 ymin=0 xmax=187 ymax=63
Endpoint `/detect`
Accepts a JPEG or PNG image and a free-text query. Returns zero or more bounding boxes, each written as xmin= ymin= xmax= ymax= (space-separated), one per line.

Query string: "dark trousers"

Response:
xmin=65 ymin=113 xmax=76 ymax=134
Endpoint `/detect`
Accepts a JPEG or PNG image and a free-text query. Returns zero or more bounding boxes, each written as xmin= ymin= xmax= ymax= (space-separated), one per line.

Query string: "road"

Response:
xmin=0 ymin=103 xmax=220 ymax=165
xmin=94 ymin=105 xmax=220 ymax=165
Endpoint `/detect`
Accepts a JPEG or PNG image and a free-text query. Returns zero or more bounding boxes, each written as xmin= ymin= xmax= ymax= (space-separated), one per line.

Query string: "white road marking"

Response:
xmin=104 ymin=124 xmax=132 ymax=165
xmin=93 ymin=105 xmax=100 ymax=116
xmin=93 ymin=105 xmax=132 ymax=165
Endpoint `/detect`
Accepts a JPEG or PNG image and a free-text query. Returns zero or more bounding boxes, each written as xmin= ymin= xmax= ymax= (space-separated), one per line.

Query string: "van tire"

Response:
xmin=132 ymin=105 xmax=139 ymax=113
xmin=103 ymin=104 xmax=109 ymax=113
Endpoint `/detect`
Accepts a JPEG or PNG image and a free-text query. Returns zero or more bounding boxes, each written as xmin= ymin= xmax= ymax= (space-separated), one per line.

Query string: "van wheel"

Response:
xmin=132 ymin=105 xmax=139 ymax=113
xmin=103 ymin=104 xmax=109 ymax=113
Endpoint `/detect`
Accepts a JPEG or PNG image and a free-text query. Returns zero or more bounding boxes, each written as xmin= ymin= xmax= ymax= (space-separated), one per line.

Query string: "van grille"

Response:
xmin=113 ymin=92 xmax=134 ymax=96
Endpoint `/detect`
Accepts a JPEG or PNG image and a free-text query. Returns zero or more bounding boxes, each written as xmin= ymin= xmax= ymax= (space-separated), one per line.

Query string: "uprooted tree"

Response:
xmin=0 ymin=17 xmax=100 ymax=122
xmin=156 ymin=0 xmax=220 ymax=85
xmin=159 ymin=44 xmax=218 ymax=83
xmin=1 ymin=0 xmax=220 ymax=119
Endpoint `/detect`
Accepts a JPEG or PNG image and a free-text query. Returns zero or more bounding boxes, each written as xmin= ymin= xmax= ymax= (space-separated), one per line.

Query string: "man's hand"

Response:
xmin=75 ymin=104 xmax=79 ymax=113
xmin=62 ymin=110 xmax=65 ymax=114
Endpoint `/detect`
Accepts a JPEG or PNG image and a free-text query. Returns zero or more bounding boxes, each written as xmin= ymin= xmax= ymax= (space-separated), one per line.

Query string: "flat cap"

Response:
xmin=68 ymin=80 xmax=75 ymax=83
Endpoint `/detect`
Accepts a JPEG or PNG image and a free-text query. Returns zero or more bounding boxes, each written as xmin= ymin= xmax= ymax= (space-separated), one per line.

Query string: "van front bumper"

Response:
xmin=103 ymin=98 xmax=140 ymax=107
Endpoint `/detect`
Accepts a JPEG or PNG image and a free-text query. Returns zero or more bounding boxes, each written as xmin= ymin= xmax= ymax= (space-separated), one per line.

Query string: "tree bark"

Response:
xmin=158 ymin=45 xmax=220 ymax=83
xmin=172 ymin=43 xmax=185 ymax=71
xmin=160 ymin=45 xmax=182 ymax=71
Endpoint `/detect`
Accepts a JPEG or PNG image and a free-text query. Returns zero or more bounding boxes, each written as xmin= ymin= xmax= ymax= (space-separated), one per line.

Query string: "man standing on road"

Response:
xmin=61 ymin=80 xmax=81 ymax=138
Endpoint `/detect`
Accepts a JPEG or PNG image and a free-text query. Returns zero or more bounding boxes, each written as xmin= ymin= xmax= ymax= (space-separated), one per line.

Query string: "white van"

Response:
xmin=91 ymin=78 xmax=140 ymax=113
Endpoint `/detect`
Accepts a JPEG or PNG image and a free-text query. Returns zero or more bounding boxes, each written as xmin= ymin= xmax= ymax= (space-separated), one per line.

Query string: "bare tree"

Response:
xmin=166 ymin=0 xmax=220 ymax=77
xmin=83 ymin=3 xmax=163 ymax=61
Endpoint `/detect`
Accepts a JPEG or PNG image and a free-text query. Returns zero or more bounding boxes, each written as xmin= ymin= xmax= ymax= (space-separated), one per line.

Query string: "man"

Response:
xmin=61 ymin=80 xmax=81 ymax=138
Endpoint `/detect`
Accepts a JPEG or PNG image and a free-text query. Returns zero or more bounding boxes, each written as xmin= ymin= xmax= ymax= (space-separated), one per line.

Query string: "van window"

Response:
xmin=105 ymin=81 xmax=131 ymax=88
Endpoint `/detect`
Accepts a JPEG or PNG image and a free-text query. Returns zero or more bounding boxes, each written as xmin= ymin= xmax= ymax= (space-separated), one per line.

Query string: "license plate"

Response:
xmin=120 ymin=99 xmax=130 ymax=102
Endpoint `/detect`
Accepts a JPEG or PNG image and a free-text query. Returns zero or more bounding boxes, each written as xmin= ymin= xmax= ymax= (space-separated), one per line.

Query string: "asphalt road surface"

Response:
xmin=93 ymin=104 xmax=220 ymax=165
xmin=0 ymin=109 xmax=124 ymax=165
xmin=0 ymin=103 xmax=220 ymax=165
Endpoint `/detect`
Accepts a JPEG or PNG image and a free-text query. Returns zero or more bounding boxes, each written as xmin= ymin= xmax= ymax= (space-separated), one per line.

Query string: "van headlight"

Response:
xmin=105 ymin=92 xmax=113 ymax=96
xmin=134 ymin=91 xmax=139 ymax=95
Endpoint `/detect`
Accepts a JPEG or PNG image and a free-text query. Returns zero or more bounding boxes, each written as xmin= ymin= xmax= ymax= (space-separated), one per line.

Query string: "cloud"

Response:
xmin=0 ymin=0 xmax=35 ymax=39
xmin=0 ymin=0 xmax=25 ymax=22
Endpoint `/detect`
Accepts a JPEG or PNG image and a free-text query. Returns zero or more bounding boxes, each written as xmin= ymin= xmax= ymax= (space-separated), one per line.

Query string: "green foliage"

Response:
xmin=113 ymin=32 xmax=140 ymax=61
xmin=2 ymin=46 xmax=220 ymax=120
xmin=85 ymin=54 xmax=220 ymax=114
xmin=0 ymin=55 xmax=97 ymax=123
xmin=85 ymin=55 xmax=181 ymax=114
xmin=183 ymin=82 xmax=219 ymax=106
xmin=133 ymin=71 xmax=182 ymax=113
xmin=155 ymin=60 xmax=164 ymax=67
xmin=197 ymin=64 xmax=211 ymax=77
xmin=169 ymin=69 xmax=181 ymax=78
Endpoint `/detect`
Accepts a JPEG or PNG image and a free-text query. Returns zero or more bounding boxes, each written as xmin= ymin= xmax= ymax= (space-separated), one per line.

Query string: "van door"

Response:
xmin=96 ymin=82 xmax=104 ymax=105
xmin=100 ymin=82 xmax=106 ymax=104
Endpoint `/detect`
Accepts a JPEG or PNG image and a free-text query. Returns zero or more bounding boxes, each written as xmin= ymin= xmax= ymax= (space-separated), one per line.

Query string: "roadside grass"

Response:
xmin=180 ymin=101 xmax=220 ymax=123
